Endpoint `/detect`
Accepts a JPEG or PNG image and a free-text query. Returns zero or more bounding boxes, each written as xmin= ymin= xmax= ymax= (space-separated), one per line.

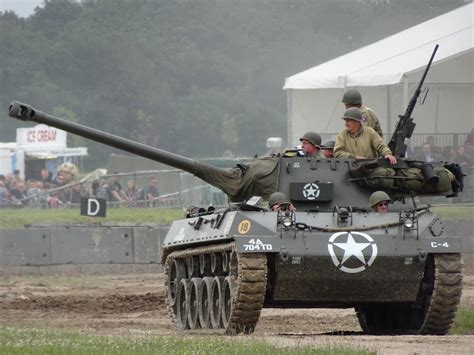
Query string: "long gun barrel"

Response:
xmin=8 ymin=101 xmax=278 ymax=202
xmin=388 ymin=44 xmax=439 ymax=158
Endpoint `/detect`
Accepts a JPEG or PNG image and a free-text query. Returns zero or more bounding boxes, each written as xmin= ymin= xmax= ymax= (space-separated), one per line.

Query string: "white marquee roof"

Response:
xmin=284 ymin=3 xmax=474 ymax=89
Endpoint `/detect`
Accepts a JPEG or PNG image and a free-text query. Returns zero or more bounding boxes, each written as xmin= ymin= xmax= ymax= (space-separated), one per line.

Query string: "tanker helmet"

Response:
xmin=268 ymin=192 xmax=289 ymax=208
xmin=299 ymin=131 xmax=321 ymax=147
xmin=342 ymin=107 xmax=363 ymax=122
xmin=342 ymin=89 xmax=362 ymax=104
xmin=369 ymin=191 xmax=391 ymax=207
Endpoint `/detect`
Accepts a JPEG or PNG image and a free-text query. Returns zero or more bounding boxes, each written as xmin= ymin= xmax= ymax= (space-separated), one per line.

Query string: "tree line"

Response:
xmin=0 ymin=0 xmax=464 ymax=169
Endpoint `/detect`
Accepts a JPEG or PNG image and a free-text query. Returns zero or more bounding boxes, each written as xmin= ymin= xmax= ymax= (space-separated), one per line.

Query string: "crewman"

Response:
xmin=321 ymin=140 xmax=335 ymax=159
xmin=369 ymin=191 xmax=391 ymax=213
xmin=268 ymin=192 xmax=296 ymax=212
xmin=342 ymin=89 xmax=383 ymax=137
xmin=333 ymin=108 xmax=397 ymax=165
xmin=299 ymin=131 xmax=322 ymax=157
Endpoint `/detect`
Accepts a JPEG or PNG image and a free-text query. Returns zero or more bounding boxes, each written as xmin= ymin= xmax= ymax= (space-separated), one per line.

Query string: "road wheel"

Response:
xmin=222 ymin=276 xmax=235 ymax=328
xmin=198 ymin=277 xmax=214 ymax=329
xmin=188 ymin=278 xmax=202 ymax=329
xmin=210 ymin=276 xmax=225 ymax=328
xmin=176 ymin=279 xmax=190 ymax=330
xmin=167 ymin=258 xmax=186 ymax=307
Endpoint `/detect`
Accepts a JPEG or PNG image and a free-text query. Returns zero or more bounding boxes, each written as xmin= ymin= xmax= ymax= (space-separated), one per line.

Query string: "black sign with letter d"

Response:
xmin=80 ymin=197 xmax=106 ymax=217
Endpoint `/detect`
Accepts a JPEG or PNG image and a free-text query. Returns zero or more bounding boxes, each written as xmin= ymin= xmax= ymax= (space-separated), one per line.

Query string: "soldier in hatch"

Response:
xmin=333 ymin=108 xmax=397 ymax=165
xmin=342 ymin=89 xmax=383 ymax=137
xmin=299 ymin=131 xmax=322 ymax=157
xmin=268 ymin=192 xmax=296 ymax=212
xmin=321 ymin=140 xmax=335 ymax=159
xmin=369 ymin=191 xmax=391 ymax=213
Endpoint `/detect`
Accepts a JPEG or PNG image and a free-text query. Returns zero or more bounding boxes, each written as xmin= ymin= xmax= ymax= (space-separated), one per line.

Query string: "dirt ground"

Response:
xmin=0 ymin=269 xmax=473 ymax=355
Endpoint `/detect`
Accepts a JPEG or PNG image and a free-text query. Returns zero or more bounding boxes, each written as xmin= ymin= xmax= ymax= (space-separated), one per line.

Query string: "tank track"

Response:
xmin=420 ymin=253 xmax=463 ymax=334
xmin=164 ymin=242 xmax=267 ymax=335
xmin=356 ymin=253 xmax=463 ymax=335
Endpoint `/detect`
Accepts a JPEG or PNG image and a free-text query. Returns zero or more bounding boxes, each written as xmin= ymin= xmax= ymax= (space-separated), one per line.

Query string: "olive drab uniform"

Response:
xmin=342 ymin=89 xmax=383 ymax=138
xmin=360 ymin=105 xmax=383 ymax=137
xmin=334 ymin=126 xmax=392 ymax=159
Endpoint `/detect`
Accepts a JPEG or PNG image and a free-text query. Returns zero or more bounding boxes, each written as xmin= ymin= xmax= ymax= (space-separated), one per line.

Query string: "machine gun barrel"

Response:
xmin=8 ymin=101 xmax=232 ymax=182
xmin=388 ymin=44 xmax=439 ymax=157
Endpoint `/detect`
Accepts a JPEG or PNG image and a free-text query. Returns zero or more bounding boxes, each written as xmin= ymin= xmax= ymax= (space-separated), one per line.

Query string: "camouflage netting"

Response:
xmin=351 ymin=162 xmax=456 ymax=195
xmin=193 ymin=157 xmax=279 ymax=202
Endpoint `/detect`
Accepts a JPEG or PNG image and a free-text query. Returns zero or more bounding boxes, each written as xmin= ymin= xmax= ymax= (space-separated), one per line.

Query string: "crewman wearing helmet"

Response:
xmin=268 ymin=191 xmax=296 ymax=212
xmin=342 ymin=88 xmax=383 ymax=137
xmin=299 ymin=131 xmax=322 ymax=158
xmin=369 ymin=191 xmax=391 ymax=213
xmin=333 ymin=108 xmax=397 ymax=165
xmin=321 ymin=140 xmax=335 ymax=159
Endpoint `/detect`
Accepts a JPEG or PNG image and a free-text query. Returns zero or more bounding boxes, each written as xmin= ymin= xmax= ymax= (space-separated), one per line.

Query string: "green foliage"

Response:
xmin=0 ymin=326 xmax=374 ymax=354
xmin=450 ymin=307 xmax=474 ymax=334
xmin=0 ymin=0 xmax=466 ymax=168
xmin=431 ymin=205 xmax=474 ymax=220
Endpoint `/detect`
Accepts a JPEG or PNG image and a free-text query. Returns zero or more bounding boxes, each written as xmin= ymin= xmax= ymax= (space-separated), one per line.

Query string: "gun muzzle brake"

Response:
xmin=8 ymin=101 xmax=34 ymax=121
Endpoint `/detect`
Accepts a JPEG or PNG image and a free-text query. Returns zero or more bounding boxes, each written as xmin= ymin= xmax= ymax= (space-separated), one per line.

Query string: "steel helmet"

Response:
xmin=299 ymin=131 xmax=322 ymax=147
xmin=268 ymin=192 xmax=288 ymax=208
xmin=322 ymin=140 xmax=335 ymax=150
xmin=369 ymin=191 xmax=391 ymax=207
xmin=342 ymin=107 xmax=363 ymax=122
xmin=342 ymin=89 xmax=362 ymax=104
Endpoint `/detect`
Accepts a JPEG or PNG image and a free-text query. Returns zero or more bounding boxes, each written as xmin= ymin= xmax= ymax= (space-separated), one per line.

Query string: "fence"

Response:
xmin=2 ymin=155 xmax=474 ymax=210
xmin=321 ymin=132 xmax=469 ymax=152
xmin=0 ymin=170 xmax=229 ymax=210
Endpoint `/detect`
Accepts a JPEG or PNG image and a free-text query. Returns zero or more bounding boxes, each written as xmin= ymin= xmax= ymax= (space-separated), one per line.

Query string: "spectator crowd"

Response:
xmin=0 ymin=168 xmax=163 ymax=209
xmin=412 ymin=133 xmax=474 ymax=169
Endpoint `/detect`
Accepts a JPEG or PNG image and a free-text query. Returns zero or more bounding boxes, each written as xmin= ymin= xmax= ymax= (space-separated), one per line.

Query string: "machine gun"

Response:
xmin=388 ymin=44 xmax=439 ymax=158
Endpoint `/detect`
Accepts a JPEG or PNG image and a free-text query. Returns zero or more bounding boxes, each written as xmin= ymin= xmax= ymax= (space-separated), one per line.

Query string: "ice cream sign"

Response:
xmin=16 ymin=124 xmax=67 ymax=148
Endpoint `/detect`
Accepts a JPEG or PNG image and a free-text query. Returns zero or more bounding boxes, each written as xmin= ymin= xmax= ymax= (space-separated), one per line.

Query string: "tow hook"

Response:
xmin=280 ymin=248 xmax=289 ymax=263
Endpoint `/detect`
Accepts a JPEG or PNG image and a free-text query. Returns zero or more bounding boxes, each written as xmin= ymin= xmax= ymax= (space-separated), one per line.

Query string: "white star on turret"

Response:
xmin=303 ymin=183 xmax=320 ymax=199
xmin=305 ymin=185 xmax=317 ymax=197
xmin=333 ymin=233 xmax=371 ymax=265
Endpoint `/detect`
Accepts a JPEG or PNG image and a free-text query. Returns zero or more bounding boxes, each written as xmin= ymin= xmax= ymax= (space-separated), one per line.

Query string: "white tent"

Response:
xmin=284 ymin=3 xmax=474 ymax=149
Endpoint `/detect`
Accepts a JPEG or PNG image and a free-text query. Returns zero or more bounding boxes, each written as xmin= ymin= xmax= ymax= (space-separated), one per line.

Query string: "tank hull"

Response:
xmin=163 ymin=209 xmax=465 ymax=334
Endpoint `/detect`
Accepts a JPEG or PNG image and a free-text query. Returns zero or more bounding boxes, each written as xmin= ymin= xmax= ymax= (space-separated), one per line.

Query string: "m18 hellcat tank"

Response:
xmin=8 ymin=100 xmax=469 ymax=336
xmin=6 ymin=47 xmax=471 ymax=335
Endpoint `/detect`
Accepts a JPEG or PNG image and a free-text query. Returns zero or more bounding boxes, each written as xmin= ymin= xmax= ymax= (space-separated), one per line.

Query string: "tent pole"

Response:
xmin=386 ymin=85 xmax=391 ymax=136
xmin=435 ymin=87 xmax=440 ymax=135
xmin=286 ymin=89 xmax=292 ymax=148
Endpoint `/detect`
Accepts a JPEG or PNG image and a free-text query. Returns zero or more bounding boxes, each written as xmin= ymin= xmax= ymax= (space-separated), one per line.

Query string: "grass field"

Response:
xmin=450 ymin=306 xmax=474 ymax=335
xmin=0 ymin=204 xmax=471 ymax=229
xmin=0 ymin=327 xmax=373 ymax=355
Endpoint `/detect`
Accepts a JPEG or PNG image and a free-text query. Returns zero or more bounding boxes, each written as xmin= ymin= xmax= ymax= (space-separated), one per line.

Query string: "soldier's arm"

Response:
xmin=333 ymin=133 xmax=353 ymax=158
xmin=372 ymin=130 xmax=396 ymax=164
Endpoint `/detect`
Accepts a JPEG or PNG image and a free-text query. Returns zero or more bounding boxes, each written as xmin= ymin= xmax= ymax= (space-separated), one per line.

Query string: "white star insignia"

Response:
xmin=333 ymin=233 xmax=371 ymax=265
xmin=305 ymin=185 xmax=317 ymax=197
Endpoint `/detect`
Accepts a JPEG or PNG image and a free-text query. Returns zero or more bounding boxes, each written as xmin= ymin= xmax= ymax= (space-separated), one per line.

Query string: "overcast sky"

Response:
xmin=0 ymin=0 xmax=44 ymax=17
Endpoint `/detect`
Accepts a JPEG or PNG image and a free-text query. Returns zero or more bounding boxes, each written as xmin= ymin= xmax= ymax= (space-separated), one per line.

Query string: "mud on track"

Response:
xmin=0 ymin=271 xmax=473 ymax=354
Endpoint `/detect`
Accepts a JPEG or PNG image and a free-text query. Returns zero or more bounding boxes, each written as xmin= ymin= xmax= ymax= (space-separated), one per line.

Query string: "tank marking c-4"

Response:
xmin=421 ymin=237 xmax=463 ymax=252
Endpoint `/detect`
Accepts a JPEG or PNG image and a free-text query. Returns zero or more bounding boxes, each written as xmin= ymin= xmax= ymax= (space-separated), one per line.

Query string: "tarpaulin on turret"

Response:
xmin=193 ymin=157 xmax=279 ymax=202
